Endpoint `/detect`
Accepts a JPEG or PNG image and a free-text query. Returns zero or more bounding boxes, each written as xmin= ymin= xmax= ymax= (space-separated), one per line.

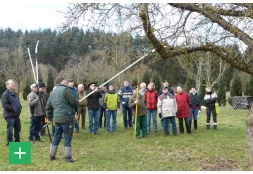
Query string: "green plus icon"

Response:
xmin=9 ymin=142 xmax=31 ymax=164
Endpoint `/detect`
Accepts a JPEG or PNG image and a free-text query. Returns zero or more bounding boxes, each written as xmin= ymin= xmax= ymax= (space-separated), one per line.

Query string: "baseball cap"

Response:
xmin=30 ymin=84 xmax=37 ymax=89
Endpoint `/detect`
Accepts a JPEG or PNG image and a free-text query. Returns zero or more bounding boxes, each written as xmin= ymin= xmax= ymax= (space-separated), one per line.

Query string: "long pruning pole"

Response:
xmin=35 ymin=40 xmax=40 ymax=84
xmin=26 ymin=42 xmax=37 ymax=83
xmin=79 ymin=49 xmax=154 ymax=102
xmin=134 ymin=66 xmax=140 ymax=140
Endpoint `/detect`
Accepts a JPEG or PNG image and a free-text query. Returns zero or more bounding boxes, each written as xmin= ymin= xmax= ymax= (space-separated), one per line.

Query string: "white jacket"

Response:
xmin=157 ymin=93 xmax=177 ymax=117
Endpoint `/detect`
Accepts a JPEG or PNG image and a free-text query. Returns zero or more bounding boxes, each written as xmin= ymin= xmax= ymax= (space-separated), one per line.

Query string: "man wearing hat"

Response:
xmin=39 ymin=82 xmax=48 ymax=136
xmin=86 ymin=82 xmax=102 ymax=134
xmin=46 ymin=77 xmax=79 ymax=162
xmin=158 ymin=80 xmax=174 ymax=130
xmin=27 ymin=83 xmax=45 ymax=143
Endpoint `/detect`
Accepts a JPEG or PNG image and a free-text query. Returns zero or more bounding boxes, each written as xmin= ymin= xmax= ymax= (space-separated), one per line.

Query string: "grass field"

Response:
xmin=0 ymin=97 xmax=251 ymax=171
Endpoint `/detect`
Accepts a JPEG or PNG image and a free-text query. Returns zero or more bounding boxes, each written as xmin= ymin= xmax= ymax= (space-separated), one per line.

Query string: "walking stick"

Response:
xmin=26 ymin=42 xmax=37 ymax=83
xmin=134 ymin=66 xmax=140 ymax=140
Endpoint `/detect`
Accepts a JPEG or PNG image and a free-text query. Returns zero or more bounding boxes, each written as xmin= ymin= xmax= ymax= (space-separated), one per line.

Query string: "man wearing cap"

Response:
xmin=39 ymin=82 xmax=48 ymax=136
xmin=86 ymin=82 xmax=102 ymax=134
xmin=68 ymin=79 xmax=79 ymax=134
xmin=158 ymin=80 xmax=174 ymax=130
xmin=46 ymin=77 xmax=79 ymax=162
xmin=1 ymin=79 xmax=22 ymax=146
xmin=27 ymin=83 xmax=45 ymax=143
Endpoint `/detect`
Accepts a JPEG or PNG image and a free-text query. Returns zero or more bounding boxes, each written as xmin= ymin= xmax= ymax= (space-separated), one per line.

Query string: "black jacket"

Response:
xmin=1 ymin=89 xmax=22 ymax=118
xmin=86 ymin=89 xmax=102 ymax=110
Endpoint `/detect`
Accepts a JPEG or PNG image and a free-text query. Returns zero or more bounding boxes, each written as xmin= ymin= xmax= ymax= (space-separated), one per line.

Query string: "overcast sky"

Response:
xmin=0 ymin=2 xmax=70 ymax=31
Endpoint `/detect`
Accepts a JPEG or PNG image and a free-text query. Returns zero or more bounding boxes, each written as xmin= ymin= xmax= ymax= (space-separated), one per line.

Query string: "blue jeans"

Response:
xmin=189 ymin=108 xmax=198 ymax=121
xmin=147 ymin=110 xmax=157 ymax=132
xmin=161 ymin=118 xmax=164 ymax=130
xmin=105 ymin=110 xmax=117 ymax=132
xmin=52 ymin=122 xmax=72 ymax=147
xmin=73 ymin=117 xmax=79 ymax=133
xmin=5 ymin=117 xmax=21 ymax=144
xmin=88 ymin=109 xmax=100 ymax=134
xmin=29 ymin=116 xmax=42 ymax=141
xmin=122 ymin=105 xmax=132 ymax=128
xmin=164 ymin=116 xmax=177 ymax=135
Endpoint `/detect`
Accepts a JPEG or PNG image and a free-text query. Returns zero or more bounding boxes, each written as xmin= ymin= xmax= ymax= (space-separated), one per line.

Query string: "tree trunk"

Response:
xmin=246 ymin=105 xmax=253 ymax=170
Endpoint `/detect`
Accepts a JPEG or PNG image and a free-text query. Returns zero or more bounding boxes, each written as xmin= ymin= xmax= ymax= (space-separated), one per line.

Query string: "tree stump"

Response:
xmin=246 ymin=106 xmax=253 ymax=170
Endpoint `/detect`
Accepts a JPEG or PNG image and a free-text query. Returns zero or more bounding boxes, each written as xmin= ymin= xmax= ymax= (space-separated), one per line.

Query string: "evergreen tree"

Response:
xmin=217 ymin=78 xmax=226 ymax=106
xmin=230 ymin=73 xmax=242 ymax=97
xmin=22 ymin=83 xmax=31 ymax=101
xmin=245 ymin=77 xmax=253 ymax=97
xmin=46 ymin=69 xmax=54 ymax=95
xmin=142 ymin=70 xmax=150 ymax=85
xmin=152 ymin=74 xmax=161 ymax=93
xmin=131 ymin=78 xmax=137 ymax=88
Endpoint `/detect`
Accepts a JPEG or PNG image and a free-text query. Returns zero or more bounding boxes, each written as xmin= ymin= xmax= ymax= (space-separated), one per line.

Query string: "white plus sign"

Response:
xmin=14 ymin=147 xmax=26 ymax=159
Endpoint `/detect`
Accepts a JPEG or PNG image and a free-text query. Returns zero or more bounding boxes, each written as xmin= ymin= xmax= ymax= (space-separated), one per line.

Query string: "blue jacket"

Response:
xmin=1 ymin=89 xmax=22 ymax=118
xmin=118 ymin=86 xmax=133 ymax=106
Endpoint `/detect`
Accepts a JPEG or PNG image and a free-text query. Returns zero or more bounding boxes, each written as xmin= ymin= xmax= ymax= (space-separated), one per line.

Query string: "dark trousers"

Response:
xmin=99 ymin=106 xmax=106 ymax=128
xmin=29 ymin=116 xmax=42 ymax=141
xmin=122 ymin=105 xmax=133 ymax=128
xmin=206 ymin=108 xmax=217 ymax=124
xmin=5 ymin=117 xmax=21 ymax=144
xmin=178 ymin=118 xmax=191 ymax=134
xmin=40 ymin=115 xmax=46 ymax=135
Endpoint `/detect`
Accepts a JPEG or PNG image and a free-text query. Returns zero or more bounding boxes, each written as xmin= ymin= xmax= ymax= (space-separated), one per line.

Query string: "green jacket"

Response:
xmin=104 ymin=90 xmax=120 ymax=110
xmin=46 ymin=84 xmax=79 ymax=123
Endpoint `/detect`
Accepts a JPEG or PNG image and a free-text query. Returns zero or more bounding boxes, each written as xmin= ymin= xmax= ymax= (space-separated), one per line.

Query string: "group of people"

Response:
xmin=1 ymin=78 xmax=219 ymax=162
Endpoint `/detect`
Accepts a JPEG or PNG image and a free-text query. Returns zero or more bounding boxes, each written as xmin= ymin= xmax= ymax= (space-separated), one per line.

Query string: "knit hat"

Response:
xmin=39 ymin=82 xmax=46 ymax=88
xmin=55 ymin=77 xmax=65 ymax=85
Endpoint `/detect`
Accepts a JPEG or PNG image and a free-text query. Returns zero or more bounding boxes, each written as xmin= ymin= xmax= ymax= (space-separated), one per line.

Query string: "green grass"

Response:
xmin=0 ymin=98 xmax=251 ymax=171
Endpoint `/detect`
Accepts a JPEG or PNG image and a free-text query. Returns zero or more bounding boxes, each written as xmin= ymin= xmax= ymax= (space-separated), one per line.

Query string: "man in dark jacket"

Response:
xmin=118 ymin=81 xmax=133 ymax=129
xmin=46 ymin=77 xmax=79 ymax=162
xmin=1 ymin=79 xmax=22 ymax=146
xmin=39 ymin=82 xmax=48 ymax=136
xmin=86 ymin=82 xmax=102 ymax=134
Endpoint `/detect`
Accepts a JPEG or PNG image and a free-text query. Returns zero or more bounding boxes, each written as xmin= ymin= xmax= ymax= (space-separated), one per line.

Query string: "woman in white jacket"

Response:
xmin=157 ymin=87 xmax=177 ymax=136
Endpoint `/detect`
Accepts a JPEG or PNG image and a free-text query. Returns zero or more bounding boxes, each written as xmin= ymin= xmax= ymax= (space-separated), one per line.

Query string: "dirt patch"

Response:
xmin=200 ymin=156 xmax=242 ymax=171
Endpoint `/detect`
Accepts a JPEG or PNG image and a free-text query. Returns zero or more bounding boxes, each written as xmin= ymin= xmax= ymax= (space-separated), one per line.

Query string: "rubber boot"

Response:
xmin=206 ymin=124 xmax=210 ymax=130
xmin=49 ymin=145 xmax=58 ymax=160
xmin=194 ymin=120 xmax=197 ymax=130
xmin=64 ymin=147 xmax=76 ymax=162
xmin=213 ymin=124 xmax=217 ymax=130
xmin=189 ymin=120 xmax=192 ymax=130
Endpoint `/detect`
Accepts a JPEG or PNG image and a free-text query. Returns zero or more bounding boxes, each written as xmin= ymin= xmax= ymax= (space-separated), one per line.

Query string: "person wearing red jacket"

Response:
xmin=144 ymin=83 xmax=158 ymax=135
xmin=175 ymin=86 xmax=191 ymax=134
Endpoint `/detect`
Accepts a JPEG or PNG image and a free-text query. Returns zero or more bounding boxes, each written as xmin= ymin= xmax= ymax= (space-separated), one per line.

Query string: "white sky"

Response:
xmin=0 ymin=2 xmax=70 ymax=31
xmin=0 ymin=1 xmax=244 ymax=32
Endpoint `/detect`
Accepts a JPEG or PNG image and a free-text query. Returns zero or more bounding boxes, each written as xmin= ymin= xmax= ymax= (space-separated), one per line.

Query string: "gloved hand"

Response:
xmin=159 ymin=113 xmax=162 ymax=118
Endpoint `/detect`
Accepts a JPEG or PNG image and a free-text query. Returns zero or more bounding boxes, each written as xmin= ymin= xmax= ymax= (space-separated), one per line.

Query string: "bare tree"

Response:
xmin=60 ymin=3 xmax=253 ymax=169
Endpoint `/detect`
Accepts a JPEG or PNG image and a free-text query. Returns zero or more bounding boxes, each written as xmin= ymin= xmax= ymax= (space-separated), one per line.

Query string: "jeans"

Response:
xmin=122 ymin=105 xmax=132 ymax=128
xmin=147 ymin=110 xmax=157 ymax=132
xmin=88 ymin=109 xmax=100 ymax=133
xmin=73 ymin=117 xmax=79 ymax=133
xmin=29 ymin=116 xmax=42 ymax=141
xmin=100 ymin=106 xmax=106 ymax=128
xmin=189 ymin=108 xmax=198 ymax=121
xmin=52 ymin=122 xmax=72 ymax=147
xmin=105 ymin=110 xmax=117 ymax=132
xmin=163 ymin=117 xmax=177 ymax=135
xmin=5 ymin=117 xmax=21 ymax=144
